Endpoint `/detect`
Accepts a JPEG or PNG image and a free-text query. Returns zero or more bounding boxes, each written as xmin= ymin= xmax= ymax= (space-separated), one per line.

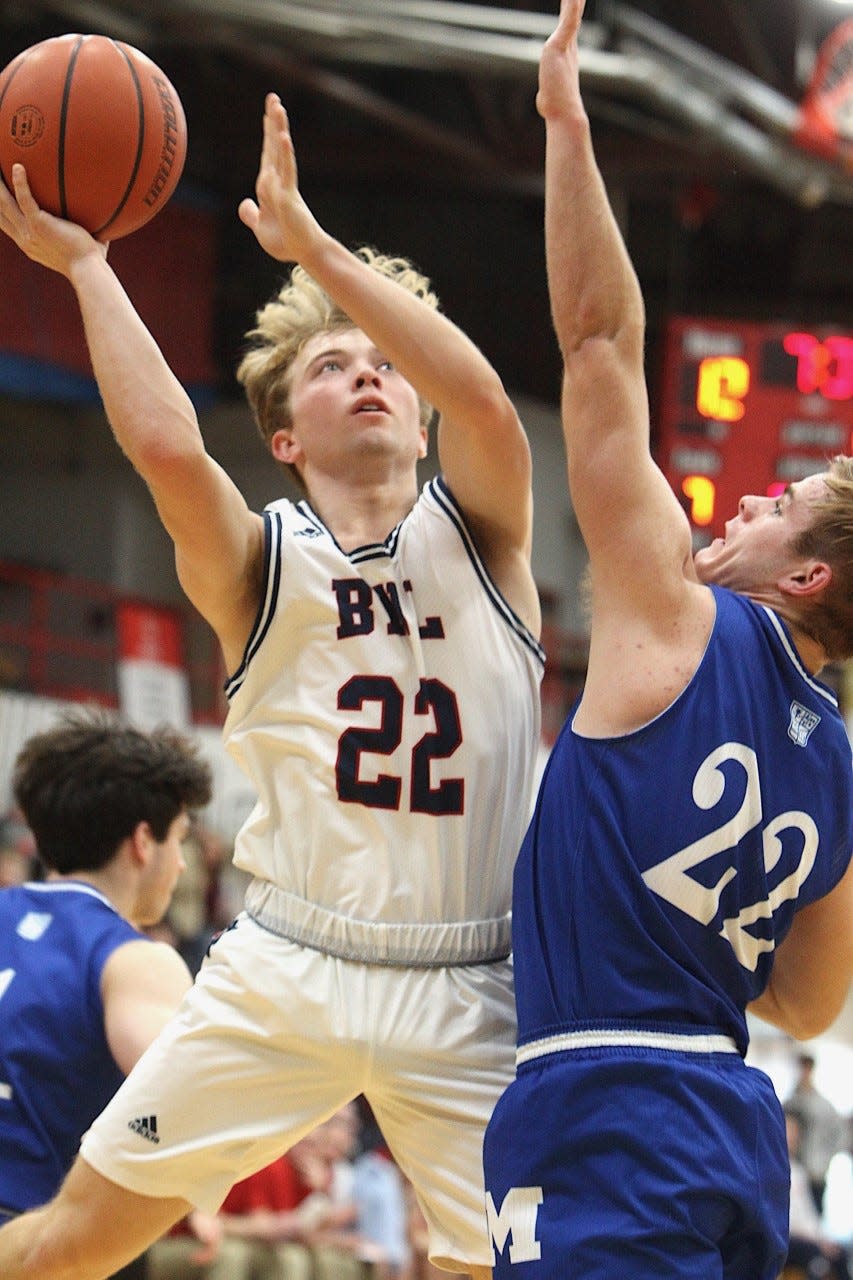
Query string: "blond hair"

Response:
xmin=236 ymin=248 xmax=439 ymax=470
xmin=792 ymin=455 xmax=853 ymax=661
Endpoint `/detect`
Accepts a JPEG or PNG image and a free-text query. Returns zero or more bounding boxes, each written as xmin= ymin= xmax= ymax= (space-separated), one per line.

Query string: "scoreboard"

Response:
xmin=656 ymin=316 xmax=853 ymax=545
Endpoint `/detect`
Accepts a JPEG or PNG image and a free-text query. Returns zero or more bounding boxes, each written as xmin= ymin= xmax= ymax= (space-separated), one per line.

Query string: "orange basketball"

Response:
xmin=0 ymin=33 xmax=187 ymax=240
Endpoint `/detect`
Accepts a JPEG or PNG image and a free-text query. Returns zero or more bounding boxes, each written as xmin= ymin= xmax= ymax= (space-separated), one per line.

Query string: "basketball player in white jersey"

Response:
xmin=0 ymin=92 xmax=543 ymax=1279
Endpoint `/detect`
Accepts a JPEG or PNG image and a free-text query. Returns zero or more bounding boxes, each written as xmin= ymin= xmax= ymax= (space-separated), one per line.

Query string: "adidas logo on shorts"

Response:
xmin=128 ymin=1115 xmax=160 ymax=1144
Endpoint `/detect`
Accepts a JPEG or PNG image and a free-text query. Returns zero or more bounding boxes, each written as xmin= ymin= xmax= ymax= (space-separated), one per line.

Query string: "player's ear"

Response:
xmin=780 ymin=560 xmax=832 ymax=599
xmin=128 ymin=821 xmax=155 ymax=867
xmin=270 ymin=426 xmax=301 ymax=466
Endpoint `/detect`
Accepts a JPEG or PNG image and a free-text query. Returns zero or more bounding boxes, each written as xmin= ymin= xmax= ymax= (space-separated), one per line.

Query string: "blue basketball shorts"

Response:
xmin=482 ymin=1042 xmax=789 ymax=1279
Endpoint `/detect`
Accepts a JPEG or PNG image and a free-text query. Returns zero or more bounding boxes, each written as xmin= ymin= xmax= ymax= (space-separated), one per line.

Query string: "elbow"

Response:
xmin=754 ymin=985 xmax=848 ymax=1043
xmin=458 ymin=376 xmax=529 ymax=463
xmin=469 ymin=370 xmax=518 ymax=428
xmin=786 ymin=1010 xmax=837 ymax=1043
xmin=132 ymin=417 xmax=205 ymax=474
xmin=559 ymin=310 xmax=645 ymax=370
xmin=790 ymin=994 xmax=851 ymax=1042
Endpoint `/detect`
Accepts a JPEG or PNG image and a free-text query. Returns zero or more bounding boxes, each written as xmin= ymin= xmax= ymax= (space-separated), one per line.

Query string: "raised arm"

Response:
xmin=238 ymin=95 xmax=538 ymax=630
xmin=539 ymin=1 xmax=700 ymax=594
xmin=0 ymin=167 xmax=264 ymax=671
xmin=538 ymin=0 xmax=711 ymax=730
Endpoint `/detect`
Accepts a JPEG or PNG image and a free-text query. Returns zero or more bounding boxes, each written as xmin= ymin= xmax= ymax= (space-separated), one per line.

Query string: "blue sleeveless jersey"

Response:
xmin=0 ymin=882 xmax=143 ymax=1211
xmin=512 ymin=586 xmax=853 ymax=1056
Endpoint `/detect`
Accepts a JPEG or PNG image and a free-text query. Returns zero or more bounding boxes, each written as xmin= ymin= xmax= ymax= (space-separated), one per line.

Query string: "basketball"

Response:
xmin=0 ymin=33 xmax=187 ymax=240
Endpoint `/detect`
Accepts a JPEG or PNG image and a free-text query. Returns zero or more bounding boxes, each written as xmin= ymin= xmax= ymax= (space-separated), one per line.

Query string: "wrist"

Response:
xmin=67 ymin=242 xmax=111 ymax=290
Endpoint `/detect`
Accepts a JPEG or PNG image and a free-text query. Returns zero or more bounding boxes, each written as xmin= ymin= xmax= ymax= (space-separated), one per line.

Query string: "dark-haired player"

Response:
xmin=0 ymin=708 xmax=211 ymax=1221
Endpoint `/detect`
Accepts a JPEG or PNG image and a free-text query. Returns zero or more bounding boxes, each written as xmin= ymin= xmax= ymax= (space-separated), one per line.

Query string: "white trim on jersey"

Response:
xmin=429 ymin=477 xmax=545 ymax=663
xmin=225 ymin=510 xmax=283 ymax=700
xmin=761 ymin=606 xmax=839 ymax=708
xmin=516 ymin=1028 xmax=740 ymax=1065
xmin=17 ymin=881 xmax=119 ymax=913
xmin=226 ymin=478 xmax=544 ymax=697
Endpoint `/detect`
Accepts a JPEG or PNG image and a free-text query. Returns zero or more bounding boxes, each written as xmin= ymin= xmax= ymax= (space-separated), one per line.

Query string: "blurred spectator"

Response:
xmin=312 ymin=1102 xmax=378 ymax=1280
xmin=164 ymin=820 xmax=232 ymax=974
xmin=351 ymin=1102 xmax=410 ymax=1279
xmin=148 ymin=1139 xmax=316 ymax=1280
xmin=823 ymin=1131 xmax=853 ymax=1267
xmin=403 ymin=1184 xmax=464 ymax=1280
xmin=0 ymin=806 xmax=37 ymax=885
xmin=788 ymin=1054 xmax=848 ymax=1212
xmin=143 ymin=1210 xmax=228 ymax=1280
xmin=147 ymin=1113 xmax=369 ymax=1280
xmin=0 ymin=845 xmax=28 ymax=889
xmin=786 ymin=1110 xmax=851 ymax=1280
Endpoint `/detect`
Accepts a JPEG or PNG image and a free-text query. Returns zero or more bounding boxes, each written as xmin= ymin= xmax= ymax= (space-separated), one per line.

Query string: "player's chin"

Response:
xmin=693 ymin=538 xmax=725 ymax=581
xmin=692 ymin=548 xmax=713 ymax=582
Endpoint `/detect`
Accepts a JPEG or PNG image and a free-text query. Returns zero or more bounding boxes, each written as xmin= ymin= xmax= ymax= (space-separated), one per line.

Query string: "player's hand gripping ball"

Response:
xmin=0 ymin=32 xmax=187 ymax=240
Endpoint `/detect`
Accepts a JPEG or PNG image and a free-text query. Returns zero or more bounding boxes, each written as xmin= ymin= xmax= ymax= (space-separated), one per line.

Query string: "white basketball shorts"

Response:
xmin=80 ymin=912 xmax=516 ymax=1272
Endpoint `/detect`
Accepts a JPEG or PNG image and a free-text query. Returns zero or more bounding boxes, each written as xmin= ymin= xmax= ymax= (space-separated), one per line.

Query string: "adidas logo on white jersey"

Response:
xmin=128 ymin=1115 xmax=160 ymax=1144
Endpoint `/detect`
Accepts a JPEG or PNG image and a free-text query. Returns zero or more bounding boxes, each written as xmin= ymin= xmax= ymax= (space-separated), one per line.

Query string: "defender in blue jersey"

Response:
xmin=482 ymin=3 xmax=853 ymax=1277
xmin=0 ymin=710 xmax=210 ymax=1224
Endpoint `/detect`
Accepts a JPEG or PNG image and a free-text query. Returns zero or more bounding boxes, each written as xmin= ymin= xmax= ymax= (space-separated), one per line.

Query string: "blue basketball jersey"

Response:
xmin=512 ymin=585 xmax=852 ymax=1056
xmin=483 ymin=587 xmax=851 ymax=1277
xmin=0 ymin=882 xmax=144 ymax=1211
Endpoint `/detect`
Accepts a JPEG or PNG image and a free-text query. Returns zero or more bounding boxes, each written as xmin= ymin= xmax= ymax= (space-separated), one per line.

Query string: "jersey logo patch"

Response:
xmin=788 ymin=701 xmax=821 ymax=747
xmin=294 ymin=526 xmax=322 ymax=539
xmin=16 ymin=911 xmax=52 ymax=941
xmin=128 ymin=1115 xmax=160 ymax=1144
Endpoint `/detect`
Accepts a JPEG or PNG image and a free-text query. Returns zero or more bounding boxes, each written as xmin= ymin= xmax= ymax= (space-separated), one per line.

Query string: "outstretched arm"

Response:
xmin=539 ymin=0 xmax=698 ymax=588
xmin=539 ymin=0 xmax=709 ymax=729
xmin=0 ymin=167 xmax=263 ymax=670
xmin=238 ymin=95 xmax=537 ymax=631
xmin=539 ymin=0 xmax=644 ymax=369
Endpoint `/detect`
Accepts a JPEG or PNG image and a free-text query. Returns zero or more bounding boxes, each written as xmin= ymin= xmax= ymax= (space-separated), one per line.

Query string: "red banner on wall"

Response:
xmin=116 ymin=600 xmax=191 ymax=729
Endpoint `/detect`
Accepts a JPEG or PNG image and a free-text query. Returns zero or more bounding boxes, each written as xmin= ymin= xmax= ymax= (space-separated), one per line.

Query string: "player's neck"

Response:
xmin=786 ymin=626 xmax=827 ymax=677
xmin=304 ymin=471 xmax=419 ymax=551
xmin=46 ymin=868 xmax=129 ymax=916
xmin=745 ymin=590 xmax=828 ymax=676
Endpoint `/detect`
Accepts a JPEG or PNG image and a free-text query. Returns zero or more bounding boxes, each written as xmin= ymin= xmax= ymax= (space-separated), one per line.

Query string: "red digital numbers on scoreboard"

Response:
xmin=656 ymin=317 xmax=853 ymax=545
xmin=779 ymin=333 xmax=853 ymax=400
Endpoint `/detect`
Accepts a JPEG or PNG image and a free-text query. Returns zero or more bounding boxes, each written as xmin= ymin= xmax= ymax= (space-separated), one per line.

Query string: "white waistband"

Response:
xmin=517 ymin=1028 xmax=740 ymax=1066
xmin=244 ymin=879 xmax=512 ymax=967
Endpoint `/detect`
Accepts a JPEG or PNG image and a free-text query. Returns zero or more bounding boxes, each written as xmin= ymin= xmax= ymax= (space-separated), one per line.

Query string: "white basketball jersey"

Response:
xmin=223 ymin=477 xmax=544 ymax=966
